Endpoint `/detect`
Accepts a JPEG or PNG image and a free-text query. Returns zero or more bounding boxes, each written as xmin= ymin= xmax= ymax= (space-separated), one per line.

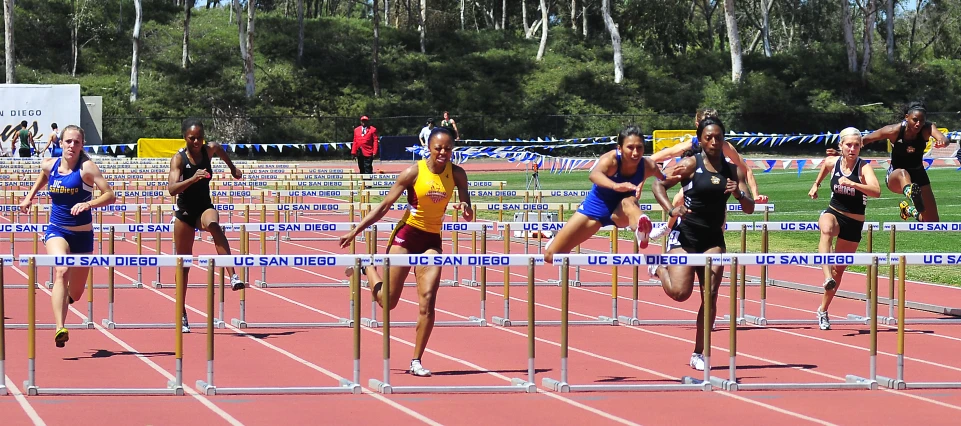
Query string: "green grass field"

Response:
xmin=323 ymin=166 xmax=961 ymax=286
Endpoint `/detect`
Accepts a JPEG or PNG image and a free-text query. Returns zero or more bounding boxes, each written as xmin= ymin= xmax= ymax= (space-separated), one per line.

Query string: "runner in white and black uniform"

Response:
xmin=651 ymin=117 xmax=755 ymax=371
xmin=809 ymin=127 xmax=881 ymax=330
xmin=167 ymin=118 xmax=246 ymax=333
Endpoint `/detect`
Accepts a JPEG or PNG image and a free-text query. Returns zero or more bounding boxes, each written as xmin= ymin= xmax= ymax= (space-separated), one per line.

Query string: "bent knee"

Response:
xmin=666 ymin=287 xmax=693 ymax=302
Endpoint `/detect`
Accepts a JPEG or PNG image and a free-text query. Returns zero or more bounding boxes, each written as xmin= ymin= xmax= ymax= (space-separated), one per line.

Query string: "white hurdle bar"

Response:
xmin=195 ymin=255 xmax=363 ymax=395
xmin=877 ymin=254 xmax=961 ymax=390
xmin=367 ymin=254 xmax=536 ymax=394
xmin=19 ymin=255 xmax=190 ymax=396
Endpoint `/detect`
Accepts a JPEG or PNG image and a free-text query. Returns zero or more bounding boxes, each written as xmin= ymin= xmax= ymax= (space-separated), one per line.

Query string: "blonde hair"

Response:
xmin=696 ymin=108 xmax=719 ymax=123
xmin=838 ymin=127 xmax=862 ymax=145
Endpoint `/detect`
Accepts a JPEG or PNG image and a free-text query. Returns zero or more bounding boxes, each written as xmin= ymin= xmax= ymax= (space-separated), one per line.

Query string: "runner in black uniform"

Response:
xmin=808 ymin=127 xmax=881 ymax=330
xmin=856 ymin=101 xmax=948 ymax=222
xmin=167 ymin=118 xmax=245 ymax=333
xmin=651 ymin=117 xmax=755 ymax=371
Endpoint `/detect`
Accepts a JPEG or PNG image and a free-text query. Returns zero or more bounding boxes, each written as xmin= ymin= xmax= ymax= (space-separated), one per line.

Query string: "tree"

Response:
xmin=297 ymin=0 xmax=304 ymax=65
xmin=536 ymin=0 xmax=548 ymax=60
xmin=235 ymin=0 xmax=255 ymax=98
xmin=373 ymin=0 xmax=382 ymax=96
xmin=130 ymin=0 xmax=142 ymax=102
xmin=600 ymin=0 xmax=623 ymax=83
xmin=4 ymin=0 xmax=14 ymax=84
xmin=183 ymin=0 xmax=192 ymax=69
xmin=860 ymin=0 xmax=877 ymax=79
xmin=419 ymin=0 xmax=426 ymax=53
xmin=885 ymin=0 xmax=894 ymax=62
xmin=841 ymin=0 xmax=857 ymax=72
xmin=723 ymin=0 xmax=743 ymax=82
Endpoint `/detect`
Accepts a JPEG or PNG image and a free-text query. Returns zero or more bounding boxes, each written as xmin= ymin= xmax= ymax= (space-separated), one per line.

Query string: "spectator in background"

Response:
xmin=419 ymin=118 xmax=435 ymax=148
xmin=352 ymin=115 xmax=379 ymax=175
xmin=440 ymin=111 xmax=459 ymax=140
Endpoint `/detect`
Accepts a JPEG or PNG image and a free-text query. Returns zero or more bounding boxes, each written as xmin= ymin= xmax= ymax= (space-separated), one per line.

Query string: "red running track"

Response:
xmin=3 ymin=201 xmax=961 ymax=425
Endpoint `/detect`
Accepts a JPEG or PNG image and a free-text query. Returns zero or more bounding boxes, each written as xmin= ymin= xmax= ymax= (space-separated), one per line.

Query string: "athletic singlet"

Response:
xmin=440 ymin=119 xmax=454 ymax=128
xmin=176 ymin=147 xmax=213 ymax=212
xmin=588 ymin=150 xmax=646 ymax=201
xmin=890 ymin=121 xmax=930 ymax=169
xmin=829 ymin=157 xmax=867 ymax=215
xmin=402 ymin=160 xmax=454 ymax=234
xmin=18 ymin=129 xmax=30 ymax=149
xmin=48 ymin=157 xmax=93 ymax=227
xmin=51 ymin=130 xmax=61 ymax=149
xmin=681 ymin=154 xmax=736 ymax=229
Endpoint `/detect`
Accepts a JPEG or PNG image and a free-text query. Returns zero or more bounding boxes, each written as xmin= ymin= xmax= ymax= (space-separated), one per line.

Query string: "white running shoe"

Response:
xmin=689 ymin=353 xmax=705 ymax=371
xmin=817 ymin=310 xmax=831 ymax=330
xmin=230 ymin=274 xmax=246 ymax=291
xmin=635 ymin=214 xmax=652 ymax=249
xmin=409 ymin=359 xmax=431 ymax=377
xmin=181 ymin=312 xmax=191 ymax=334
xmin=649 ymin=223 xmax=668 ymax=240
xmin=648 ymin=264 xmax=660 ymax=278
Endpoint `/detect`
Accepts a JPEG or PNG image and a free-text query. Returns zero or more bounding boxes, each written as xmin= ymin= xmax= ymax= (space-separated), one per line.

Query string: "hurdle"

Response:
xmin=740 ymin=222 xmax=883 ymax=326
xmin=542 ymin=254 xmax=710 ymax=392
xmin=361 ymin=222 xmax=487 ymax=328
xmin=710 ymin=253 xmax=880 ymax=391
xmin=248 ymin=222 xmax=372 ymax=288
xmin=367 ymin=254 xmax=536 ymax=394
xmin=0 ymin=257 xmax=7 ymax=395
xmin=876 ymin=254 xmax=961 ymax=389
xmin=21 ymin=255 xmax=189 ymax=396
xmin=196 ymin=256 xmax=363 ymax=395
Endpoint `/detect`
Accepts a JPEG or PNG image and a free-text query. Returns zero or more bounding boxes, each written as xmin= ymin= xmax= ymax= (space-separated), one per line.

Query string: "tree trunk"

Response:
xmin=841 ymin=0 xmax=858 ymax=72
xmin=523 ymin=0 xmax=530 ymax=38
xmin=761 ymin=0 xmax=771 ymax=57
xmin=600 ymin=0 xmax=623 ymax=83
xmin=502 ymin=0 xmax=506 ymax=29
xmin=245 ymin=0 xmax=255 ymax=98
xmin=582 ymin=5 xmax=587 ymax=37
xmin=723 ymin=0 xmax=742 ymax=82
xmin=297 ymin=0 xmax=305 ymax=65
xmin=860 ymin=0 xmax=876 ymax=79
xmin=130 ymin=0 xmax=142 ymax=102
xmin=885 ymin=0 xmax=894 ymax=62
xmin=384 ymin=0 xmax=389 ymax=26
xmin=419 ymin=0 xmax=426 ymax=53
xmin=183 ymin=0 xmax=191 ymax=69
xmin=908 ymin=0 xmax=921 ymax=63
xmin=571 ymin=0 xmax=577 ymax=32
xmin=536 ymin=0 xmax=548 ymax=60
xmin=372 ymin=0 xmax=382 ymax=96
xmin=460 ymin=0 xmax=465 ymax=30
xmin=3 ymin=0 xmax=14 ymax=83
xmin=72 ymin=0 xmax=79 ymax=77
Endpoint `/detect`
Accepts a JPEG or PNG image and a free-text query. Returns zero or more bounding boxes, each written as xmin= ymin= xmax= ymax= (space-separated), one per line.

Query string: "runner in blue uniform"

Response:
xmin=42 ymin=123 xmax=63 ymax=157
xmin=544 ymin=125 xmax=668 ymax=264
xmin=651 ymin=117 xmax=755 ymax=371
xmin=808 ymin=127 xmax=880 ymax=330
xmin=19 ymin=125 xmax=116 ymax=348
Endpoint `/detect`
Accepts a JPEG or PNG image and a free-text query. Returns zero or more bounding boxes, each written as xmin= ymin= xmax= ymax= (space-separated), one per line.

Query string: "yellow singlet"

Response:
xmin=401 ymin=160 xmax=455 ymax=234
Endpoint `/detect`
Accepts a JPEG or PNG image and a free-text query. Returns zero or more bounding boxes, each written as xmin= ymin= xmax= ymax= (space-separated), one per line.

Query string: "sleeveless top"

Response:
xmin=829 ymin=157 xmax=867 ymax=215
xmin=440 ymin=119 xmax=454 ymax=128
xmin=403 ymin=160 xmax=455 ymax=234
xmin=588 ymin=150 xmax=647 ymax=201
xmin=51 ymin=130 xmax=61 ymax=149
xmin=890 ymin=122 xmax=929 ymax=169
xmin=48 ymin=157 xmax=93 ymax=227
xmin=19 ymin=129 xmax=30 ymax=149
xmin=681 ymin=154 xmax=736 ymax=229
xmin=176 ymin=147 xmax=213 ymax=211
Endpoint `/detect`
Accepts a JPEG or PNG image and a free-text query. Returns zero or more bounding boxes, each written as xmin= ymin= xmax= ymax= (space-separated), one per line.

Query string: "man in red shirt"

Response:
xmin=351 ymin=115 xmax=379 ymax=175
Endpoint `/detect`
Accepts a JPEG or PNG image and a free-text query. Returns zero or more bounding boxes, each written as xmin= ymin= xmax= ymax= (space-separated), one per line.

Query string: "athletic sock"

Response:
xmin=903 ymin=184 xmax=912 ymax=197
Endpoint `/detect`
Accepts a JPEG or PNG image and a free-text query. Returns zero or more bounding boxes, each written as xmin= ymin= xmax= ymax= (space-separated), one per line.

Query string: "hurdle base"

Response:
xmin=493 ymin=315 xmax=616 ymax=327
xmin=195 ymin=379 xmax=361 ymax=395
xmin=542 ymin=376 xmax=710 ymax=392
xmin=757 ymin=318 xmax=870 ymax=326
xmin=45 ymin=280 xmax=142 ymax=290
xmin=153 ymin=281 xmax=207 ymax=289
xmin=360 ymin=318 xmax=484 ymax=328
xmin=23 ymin=384 xmax=184 ymax=396
xmin=367 ymin=378 xmax=533 ymax=394
xmin=368 ymin=379 xmax=393 ymax=394
xmin=4 ymin=322 xmax=93 ymax=330
xmin=846 ymin=314 xmax=896 ymax=325
xmin=875 ymin=375 xmax=907 ymax=390
xmin=721 ymin=315 xmax=747 ymax=326
xmin=228 ymin=318 xmax=354 ymax=329
xmin=0 ymin=385 xmax=6 ymax=396
xmin=843 ymin=375 xmax=879 ymax=390
xmin=617 ymin=316 xmax=704 ymax=326
xmin=256 ymin=279 xmax=351 ymax=288
xmin=706 ymin=376 xmax=738 ymax=391
xmin=101 ymin=321 xmax=177 ymax=330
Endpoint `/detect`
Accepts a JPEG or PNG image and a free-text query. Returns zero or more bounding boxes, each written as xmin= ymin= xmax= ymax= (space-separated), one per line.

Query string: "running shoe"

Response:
xmin=649 ymin=223 xmax=669 ymax=240
xmin=409 ymin=359 xmax=432 ymax=377
xmin=635 ymin=214 xmax=652 ymax=250
xmin=181 ymin=311 xmax=191 ymax=334
xmin=817 ymin=309 xmax=831 ymax=330
xmin=344 ymin=265 xmax=367 ymax=278
xmin=230 ymin=274 xmax=245 ymax=291
xmin=689 ymin=353 xmax=705 ymax=371
xmin=55 ymin=327 xmax=69 ymax=348
xmin=899 ymin=201 xmax=919 ymax=221
xmin=904 ymin=183 xmax=925 ymax=213
xmin=823 ymin=277 xmax=837 ymax=291
xmin=648 ymin=264 xmax=660 ymax=279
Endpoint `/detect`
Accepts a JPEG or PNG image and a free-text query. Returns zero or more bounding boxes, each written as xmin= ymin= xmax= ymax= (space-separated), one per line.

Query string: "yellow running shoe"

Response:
xmin=55 ymin=327 xmax=69 ymax=348
xmin=899 ymin=200 xmax=918 ymax=221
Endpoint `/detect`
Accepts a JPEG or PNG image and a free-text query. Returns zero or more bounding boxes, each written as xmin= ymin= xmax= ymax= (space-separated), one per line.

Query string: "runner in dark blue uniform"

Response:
xmin=42 ymin=123 xmax=63 ymax=157
xmin=849 ymin=101 xmax=948 ymax=222
xmin=651 ymin=117 xmax=755 ymax=371
xmin=808 ymin=127 xmax=880 ymax=330
xmin=19 ymin=125 xmax=116 ymax=348
xmin=167 ymin=118 xmax=245 ymax=333
xmin=544 ymin=125 xmax=668 ymax=264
